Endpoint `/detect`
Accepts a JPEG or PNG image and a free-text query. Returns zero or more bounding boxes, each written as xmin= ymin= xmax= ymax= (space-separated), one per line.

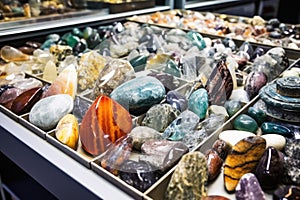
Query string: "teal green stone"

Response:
xmin=261 ymin=122 xmax=293 ymax=138
xmin=72 ymin=28 xmax=83 ymax=38
xmin=40 ymin=39 xmax=56 ymax=50
xmin=46 ymin=34 xmax=60 ymax=42
xmin=247 ymin=107 xmax=267 ymax=125
xmin=83 ymin=27 xmax=93 ymax=40
xmin=129 ymin=55 xmax=147 ymax=72
xmin=110 ymin=76 xmax=166 ymax=116
xmin=164 ymin=60 xmax=181 ymax=78
xmin=233 ymin=114 xmax=258 ymax=133
xmin=61 ymin=33 xmax=80 ymax=48
xmin=186 ymin=31 xmax=206 ymax=50
xmin=224 ymin=100 xmax=243 ymax=117
xmin=188 ymin=88 xmax=209 ymax=120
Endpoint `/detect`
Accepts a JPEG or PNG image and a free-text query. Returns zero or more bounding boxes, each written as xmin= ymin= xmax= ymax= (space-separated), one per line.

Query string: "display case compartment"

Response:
xmin=46 ymin=131 xmax=95 ymax=168
xmin=18 ymin=114 xmax=48 ymax=139
xmin=127 ymin=10 xmax=300 ymax=60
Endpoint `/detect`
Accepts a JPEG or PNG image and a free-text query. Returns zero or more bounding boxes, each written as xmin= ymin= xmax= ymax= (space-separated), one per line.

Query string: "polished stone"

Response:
xmin=188 ymin=88 xmax=209 ymax=120
xmin=244 ymin=71 xmax=267 ymax=100
xmin=212 ymin=139 xmax=231 ymax=161
xmin=224 ymin=100 xmax=244 ymax=117
xmin=261 ymin=134 xmax=286 ymax=150
xmin=29 ymin=94 xmax=74 ymax=130
xmin=205 ymin=149 xmax=223 ymax=182
xmin=129 ymin=126 xmax=162 ymax=151
xmin=219 ymin=130 xmax=256 ymax=147
xmin=261 ymin=122 xmax=293 ymax=138
xmin=166 ymin=90 xmax=188 ymax=112
xmin=247 ymin=106 xmax=267 ymax=125
xmin=233 ymin=114 xmax=258 ymax=133
xmin=273 ymin=185 xmax=300 ymax=200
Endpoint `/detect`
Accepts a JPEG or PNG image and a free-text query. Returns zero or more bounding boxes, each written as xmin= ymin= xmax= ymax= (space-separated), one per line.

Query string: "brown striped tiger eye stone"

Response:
xmin=80 ymin=95 xmax=132 ymax=156
xmin=223 ymin=136 xmax=266 ymax=192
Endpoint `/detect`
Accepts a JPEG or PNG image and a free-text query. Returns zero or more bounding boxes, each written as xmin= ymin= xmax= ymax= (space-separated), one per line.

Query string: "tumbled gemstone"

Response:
xmin=188 ymin=88 xmax=209 ymax=119
xmin=72 ymin=96 xmax=91 ymax=123
xmin=49 ymin=44 xmax=73 ymax=61
xmin=29 ymin=94 xmax=74 ymax=130
xmin=147 ymin=71 xmax=181 ymax=92
xmin=129 ymin=55 xmax=147 ymax=72
xmin=0 ymin=87 xmax=23 ymax=109
xmin=100 ymin=135 xmax=133 ymax=175
xmin=247 ymin=106 xmax=267 ymax=125
xmin=205 ymin=59 xmax=233 ymax=106
xmin=79 ymin=95 xmax=132 ymax=156
xmin=205 ymin=149 xmax=223 ymax=182
xmin=261 ymin=134 xmax=286 ymax=151
xmin=129 ymin=126 xmax=162 ymax=151
xmin=0 ymin=45 xmax=32 ymax=62
xmin=235 ymin=173 xmax=266 ymax=200
xmin=234 ymin=114 xmax=258 ymax=133
xmin=119 ymin=160 xmax=162 ymax=192
xmin=219 ymin=130 xmax=256 ymax=147
xmin=55 ymin=114 xmax=79 ymax=150
xmin=165 ymin=151 xmax=208 ymax=200
xmin=43 ymin=64 xmax=77 ymax=99
xmin=11 ymin=87 xmax=43 ymax=115
xmin=244 ymin=71 xmax=267 ymax=100
xmin=139 ymin=139 xmax=189 ymax=172
xmin=212 ymin=139 xmax=231 ymax=160
xmin=224 ymin=136 xmax=266 ymax=192
xmin=163 ymin=110 xmax=199 ymax=141
xmin=166 ymin=90 xmax=188 ymax=112
xmin=110 ymin=76 xmax=166 ymax=116
xmin=141 ymin=103 xmax=180 ymax=132
xmin=255 ymin=146 xmax=284 ymax=190
xmin=224 ymin=100 xmax=244 ymax=117
xmin=261 ymin=122 xmax=293 ymax=138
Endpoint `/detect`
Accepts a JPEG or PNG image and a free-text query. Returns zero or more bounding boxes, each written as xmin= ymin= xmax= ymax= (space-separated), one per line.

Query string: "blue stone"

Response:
xmin=163 ymin=110 xmax=200 ymax=141
xmin=186 ymin=31 xmax=206 ymax=50
xmin=110 ymin=76 xmax=166 ymax=116
xmin=166 ymin=90 xmax=188 ymax=112
xmin=188 ymin=88 xmax=209 ymax=119
xmin=29 ymin=94 xmax=74 ymax=130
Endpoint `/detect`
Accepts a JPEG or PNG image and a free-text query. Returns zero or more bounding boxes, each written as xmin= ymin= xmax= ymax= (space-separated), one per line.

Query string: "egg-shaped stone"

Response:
xmin=219 ymin=130 xmax=256 ymax=147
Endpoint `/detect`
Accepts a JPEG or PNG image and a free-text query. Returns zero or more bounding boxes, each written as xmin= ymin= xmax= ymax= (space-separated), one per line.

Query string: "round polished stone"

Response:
xmin=233 ymin=114 xmax=258 ymax=133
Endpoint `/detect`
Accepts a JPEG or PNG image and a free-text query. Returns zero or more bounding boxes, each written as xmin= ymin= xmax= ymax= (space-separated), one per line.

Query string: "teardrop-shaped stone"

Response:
xmin=11 ymin=87 xmax=43 ymax=115
xmin=100 ymin=135 xmax=132 ymax=175
xmin=233 ymin=114 xmax=258 ymax=133
xmin=79 ymin=95 xmax=132 ymax=156
xmin=235 ymin=173 xmax=266 ymax=200
xmin=165 ymin=151 xmax=208 ymax=200
xmin=0 ymin=45 xmax=32 ymax=62
xmin=42 ymin=60 xmax=58 ymax=83
xmin=261 ymin=122 xmax=293 ymax=138
xmin=205 ymin=60 xmax=233 ymax=106
xmin=141 ymin=103 xmax=180 ymax=132
xmin=110 ymin=76 xmax=166 ymax=116
xmin=205 ymin=149 xmax=223 ymax=182
xmin=247 ymin=106 xmax=266 ymax=125
xmin=224 ymin=136 xmax=266 ymax=192
xmin=29 ymin=94 xmax=74 ymax=130
xmin=188 ymin=88 xmax=209 ymax=120
xmin=43 ymin=64 xmax=77 ymax=99
xmin=255 ymin=146 xmax=284 ymax=190
xmin=55 ymin=114 xmax=79 ymax=150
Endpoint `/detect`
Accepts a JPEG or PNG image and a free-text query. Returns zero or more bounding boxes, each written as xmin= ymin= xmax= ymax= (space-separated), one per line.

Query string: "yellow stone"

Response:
xmin=42 ymin=60 xmax=57 ymax=83
xmin=55 ymin=114 xmax=79 ymax=150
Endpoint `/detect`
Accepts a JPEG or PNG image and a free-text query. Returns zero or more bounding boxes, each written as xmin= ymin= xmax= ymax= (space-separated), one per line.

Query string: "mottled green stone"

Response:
xmin=165 ymin=59 xmax=181 ymax=78
xmin=186 ymin=31 xmax=206 ymax=50
xmin=247 ymin=107 xmax=267 ymax=125
xmin=129 ymin=55 xmax=147 ymax=72
xmin=261 ymin=122 xmax=293 ymax=138
xmin=224 ymin=100 xmax=244 ymax=117
xmin=83 ymin=27 xmax=93 ymax=40
xmin=233 ymin=114 xmax=258 ymax=133
xmin=61 ymin=33 xmax=80 ymax=48
xmin=72 ymin=28 xmax=83 ymax=38
xmin=188 ymin=88 xmax=208 ymax=120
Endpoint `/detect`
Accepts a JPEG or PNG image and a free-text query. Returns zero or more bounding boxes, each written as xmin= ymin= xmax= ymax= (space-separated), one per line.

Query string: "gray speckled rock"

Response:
xmin=110 ymin=76 xmax=166 ymax=115
xmin=129 ymin=126 xmax=162 ymax=151
xmin=165 ymin=151 xmax=208 ymax=200
xmin=141 ymin=104 xmax=180 ymax=132
xmin=29 ymin=94 xmax=73 ymax=130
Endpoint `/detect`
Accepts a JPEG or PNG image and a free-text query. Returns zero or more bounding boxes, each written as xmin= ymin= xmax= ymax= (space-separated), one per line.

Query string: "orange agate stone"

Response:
xmin=80 ymin=95 xmax=132 ymax=156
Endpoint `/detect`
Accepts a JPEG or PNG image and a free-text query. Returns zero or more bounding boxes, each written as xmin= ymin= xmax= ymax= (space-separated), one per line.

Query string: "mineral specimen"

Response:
xmin=129 ymin=126 xmax=162 ymax=151
xmin=244 ymin=71 xmax=267 ymax=100
xmin=79 ymin=95 xmax=132 ymax=156
xmin=235 ymin=173 xmax=266 ymax=200
xmin=29 ymin=94 xmax=74 ymax=130
xmin=55 ymin=114 xmax=79 ymax=150
xmin=224 ymin=136 xmax=266 ymax=192
xmin=205 ymin=149 xmax=223 ymax=182
xmin=165 ymin=151 xmax=208 ymax=200
xmin=188 ymin=88 xmax=209 ymax=120
xmin=233 ymin=114 xmax=258 ymax=133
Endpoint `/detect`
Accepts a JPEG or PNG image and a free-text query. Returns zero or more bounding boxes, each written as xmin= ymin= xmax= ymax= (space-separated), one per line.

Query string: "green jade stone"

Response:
xmin=129 ymin=55 xmax=147 ymax=72
xmin=261 ymin=122 xmax=293 ymax=138
xmin=247 ymin=106 xmax=267 ymax=125
xmin=72 ymin=28 xmax=84 ymax=38
xmin=186 ymin=31 xmax=206 ymax=50
xmin=233 ymin=114 xmax=258 ymax=133
xmin=61 ymin=33 xmax=80 ymax=48
xmin=188 ymin=88 xmax=209 ymax=120
xmin=224 ymin=100 xmax=243 ymax=117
